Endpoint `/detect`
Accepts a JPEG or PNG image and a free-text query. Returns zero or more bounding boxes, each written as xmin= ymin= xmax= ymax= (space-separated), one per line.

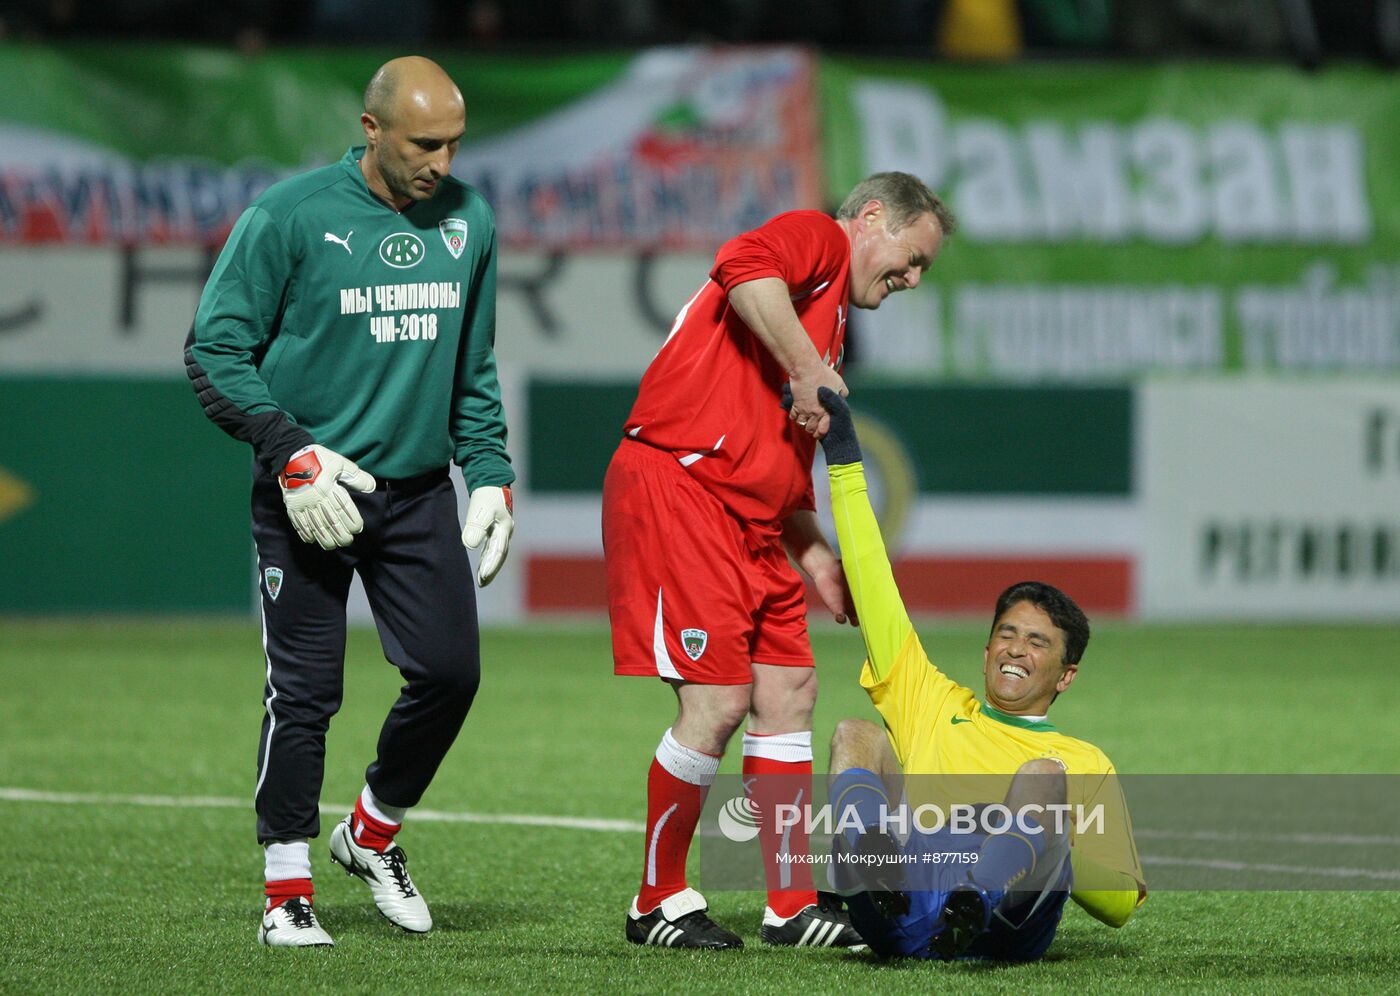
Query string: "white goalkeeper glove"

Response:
xmin=462 ymin=485 xmax=514 ymax=586
xmin=277 ymin=444 xmax=377 ymax=550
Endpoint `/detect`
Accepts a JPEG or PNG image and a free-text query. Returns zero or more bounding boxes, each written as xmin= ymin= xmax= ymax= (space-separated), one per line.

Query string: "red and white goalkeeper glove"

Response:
xmin=278 ymin=444 xmax=377 ymax=550
xmin=462 ymin=485 xmax=513 ymax=586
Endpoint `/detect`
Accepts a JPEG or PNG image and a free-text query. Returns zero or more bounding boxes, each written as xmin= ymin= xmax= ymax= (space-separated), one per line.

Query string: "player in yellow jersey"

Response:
xmin=795 ymin=386 xmax=1146 ymax=961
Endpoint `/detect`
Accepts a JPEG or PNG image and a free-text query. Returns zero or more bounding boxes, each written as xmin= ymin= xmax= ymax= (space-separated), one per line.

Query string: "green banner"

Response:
xmin=821 ymin=60 xmax=1400 ymax=377
xmin=0 ymin=379 xmax=252 ymax=612
xmin=0 ymin=45 xmax=819 ymax=249
xmin=12 ymin=45 xmax=1393 ymax=368
xmin=0 ymin=43 xmax=628 ymax=166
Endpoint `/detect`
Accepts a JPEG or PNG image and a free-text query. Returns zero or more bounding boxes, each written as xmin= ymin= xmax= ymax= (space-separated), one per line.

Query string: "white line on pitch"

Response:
xmin=0 ymin=787 xmax=645 ymax=834
xmin=412 ymin=806 xmax=644 ymax=834
xmin=7 ymin=788 xmax=1389 ymax=847
xmin=1136 ymin=829 xmax=1400 ymax=847
xmin=0 ymin=788 xmax=248 ymax=810
xmin=5 ymin=787 xmax=1400 ymax=884
xmin=1141 ymin=855 xmax=1400 ymax=882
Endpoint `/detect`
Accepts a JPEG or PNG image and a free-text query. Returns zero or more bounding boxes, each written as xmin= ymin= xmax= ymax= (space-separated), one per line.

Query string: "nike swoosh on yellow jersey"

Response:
xmin=950 ymin=717 xmax=973 ymax=725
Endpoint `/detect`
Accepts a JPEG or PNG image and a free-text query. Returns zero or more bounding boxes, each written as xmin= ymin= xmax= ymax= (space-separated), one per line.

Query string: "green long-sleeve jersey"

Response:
xmin=185 ymin=147 xmax=513 ymax=487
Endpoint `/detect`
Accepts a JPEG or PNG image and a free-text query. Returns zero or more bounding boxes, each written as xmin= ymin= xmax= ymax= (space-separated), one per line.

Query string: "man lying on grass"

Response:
xmin=797 ymin=386 xmax=1146 ymax=962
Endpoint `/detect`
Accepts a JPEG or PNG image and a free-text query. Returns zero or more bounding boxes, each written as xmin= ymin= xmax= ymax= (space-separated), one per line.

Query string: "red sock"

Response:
xmin=743 ymin=731 xmax=818 ymax=919
xmin=637 ymin=729 xmax=721 ymax=913
xmin=352 ymin=796 xmax=401 ymax=853
xmin=265 ymin=878 xmax=314 ymax=910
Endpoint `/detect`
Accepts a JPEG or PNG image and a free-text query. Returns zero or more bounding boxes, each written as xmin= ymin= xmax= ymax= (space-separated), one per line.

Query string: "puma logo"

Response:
xmin=324 ymin=230 xmax=354 ymax=254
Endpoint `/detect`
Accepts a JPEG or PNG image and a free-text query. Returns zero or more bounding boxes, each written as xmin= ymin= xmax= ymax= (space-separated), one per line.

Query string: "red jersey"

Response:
xmin=622 ymin=210 xmax=851 ymax=543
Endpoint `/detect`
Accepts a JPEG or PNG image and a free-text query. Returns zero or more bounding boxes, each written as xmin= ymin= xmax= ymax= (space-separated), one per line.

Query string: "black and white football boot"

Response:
xmin=328 ymin=816 xmax=432 ymax=933
xmin=760 ymin=892 xmax=866 ymax=950
xmin=626 ymin=888 xmax=743 ymax=949
xmin=257 ymin=897 xmax=334 ymax=948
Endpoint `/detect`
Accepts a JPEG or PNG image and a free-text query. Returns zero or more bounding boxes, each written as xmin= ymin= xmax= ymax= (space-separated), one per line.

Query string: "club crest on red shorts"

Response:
xmin=681 ymin=628 xmax=708 ymax=661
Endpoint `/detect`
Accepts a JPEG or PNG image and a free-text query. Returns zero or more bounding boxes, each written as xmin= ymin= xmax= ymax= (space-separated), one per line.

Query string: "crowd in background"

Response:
xmin=0 ymin=0 xmax=1397 ymax=64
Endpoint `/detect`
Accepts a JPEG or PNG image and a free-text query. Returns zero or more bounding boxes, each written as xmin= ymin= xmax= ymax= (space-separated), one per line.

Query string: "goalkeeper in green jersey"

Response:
xmin=187 ymin=57 xmax=513 ymax=948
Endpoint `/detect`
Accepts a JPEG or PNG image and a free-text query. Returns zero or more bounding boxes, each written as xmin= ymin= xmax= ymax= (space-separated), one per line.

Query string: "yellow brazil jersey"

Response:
xmin=860 ymin=633 xmax=1115 ymax=776
xmin=829 ymin=461 xmax=1145 ymax=928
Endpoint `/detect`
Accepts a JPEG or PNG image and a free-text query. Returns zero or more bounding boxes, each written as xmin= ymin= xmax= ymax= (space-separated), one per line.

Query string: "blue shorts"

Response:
xmin=846 ymin=825 xmax=1072 ymax=962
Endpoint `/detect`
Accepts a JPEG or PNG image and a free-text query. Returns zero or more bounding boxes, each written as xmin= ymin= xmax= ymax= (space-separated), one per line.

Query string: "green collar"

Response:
xmin=980 ymin=702 xmax=1057 ymax=732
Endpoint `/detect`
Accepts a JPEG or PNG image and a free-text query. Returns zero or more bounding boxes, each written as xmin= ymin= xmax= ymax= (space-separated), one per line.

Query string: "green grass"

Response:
xmin=2 ymin=619 xmax=1398 ymax=993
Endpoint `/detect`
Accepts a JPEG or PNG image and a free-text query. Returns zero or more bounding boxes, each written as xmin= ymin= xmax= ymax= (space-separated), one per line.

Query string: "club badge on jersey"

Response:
xmin=439 ymin=218 xmax=469 ymax=260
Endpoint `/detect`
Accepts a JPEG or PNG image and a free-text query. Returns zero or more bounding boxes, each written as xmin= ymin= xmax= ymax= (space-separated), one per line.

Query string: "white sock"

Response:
xmin=741 ymin=729 xmax=814 ymax=762
xmin=656 ymin=728 xmax=721 ymax=786
xmin=264 ymin=840 xmax=311 ymax=882
xmin=361 ymin=785 xmax=407 ymax=825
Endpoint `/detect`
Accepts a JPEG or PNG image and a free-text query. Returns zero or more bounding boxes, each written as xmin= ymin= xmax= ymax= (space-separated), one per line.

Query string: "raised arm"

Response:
xmin=797 ymin=386 xmax=917 ymax=683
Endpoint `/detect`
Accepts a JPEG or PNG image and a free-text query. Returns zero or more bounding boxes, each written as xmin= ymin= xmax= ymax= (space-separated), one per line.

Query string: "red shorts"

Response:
xmin=603 ymin=439 xmax=813 ymax=685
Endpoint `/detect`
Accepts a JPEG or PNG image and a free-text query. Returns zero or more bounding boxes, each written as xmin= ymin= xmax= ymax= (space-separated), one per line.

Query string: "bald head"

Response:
xmin=359 ymin=56 xmax=467 ymax=209
xmin=364 ymin=56 xmax=464 ymax=131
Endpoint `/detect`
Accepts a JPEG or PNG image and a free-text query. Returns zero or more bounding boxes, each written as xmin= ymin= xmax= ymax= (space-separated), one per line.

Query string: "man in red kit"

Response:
xmin=604 ymin=172 xmax=957 ymax=949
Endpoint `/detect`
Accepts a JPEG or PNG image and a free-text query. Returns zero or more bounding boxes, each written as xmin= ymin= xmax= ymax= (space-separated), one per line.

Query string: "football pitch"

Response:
xmin=3 ymin=618 xmax=1398 ymax=993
